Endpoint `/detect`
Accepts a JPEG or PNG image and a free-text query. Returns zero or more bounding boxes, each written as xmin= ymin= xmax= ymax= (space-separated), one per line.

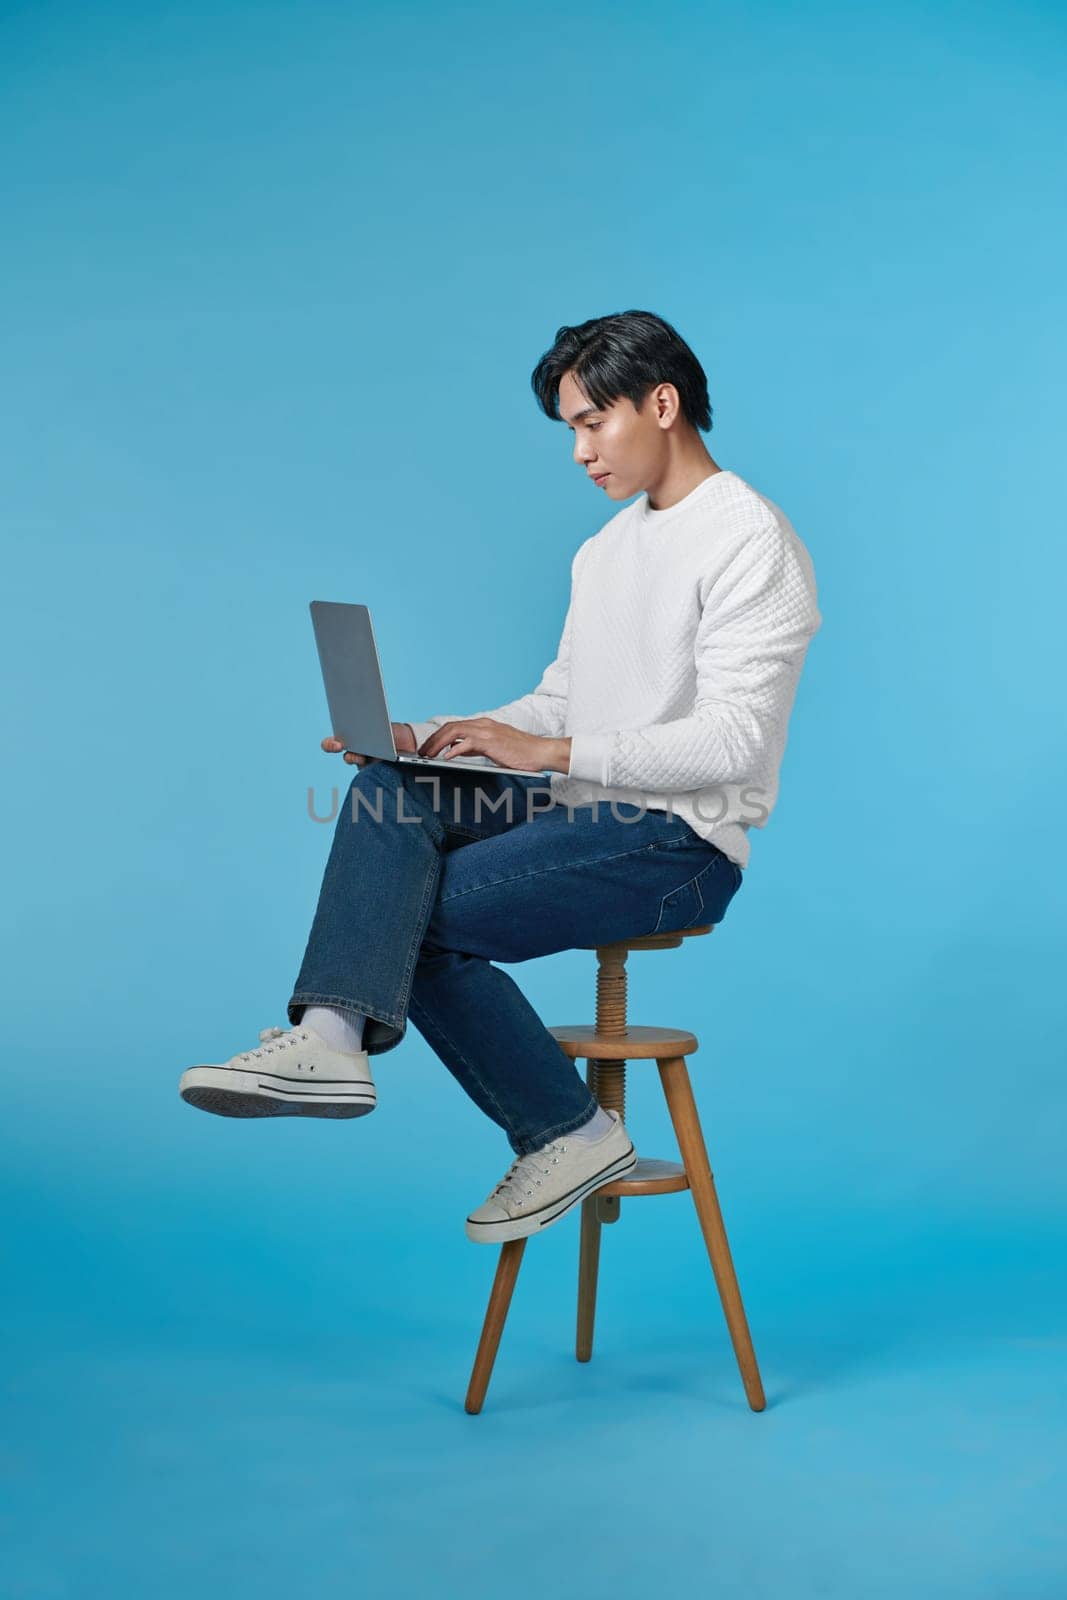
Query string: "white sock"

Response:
xmin=569 ymin=1105 xmax=614 ymax=1143
xmin=300 ymin=1004 xmax=366 ymax=1053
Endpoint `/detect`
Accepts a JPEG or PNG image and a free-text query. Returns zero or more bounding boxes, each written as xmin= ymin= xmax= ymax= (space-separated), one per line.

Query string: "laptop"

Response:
xmin=309 ymin=601 xmax=554 ymax=777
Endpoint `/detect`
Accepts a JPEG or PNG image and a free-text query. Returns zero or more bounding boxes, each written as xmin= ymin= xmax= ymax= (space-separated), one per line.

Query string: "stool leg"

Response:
xmin=657 ymin=1055 xmax=767 ymax=1412
xmin=576 ymin=1196 xmax=601 ymax=1361
xmin=465 ymin=1239 xmax=526 ymax=1415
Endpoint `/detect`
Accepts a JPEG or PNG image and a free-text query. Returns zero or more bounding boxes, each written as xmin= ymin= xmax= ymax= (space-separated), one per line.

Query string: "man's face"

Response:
xmin=557 ymin=367 xmax=668 ymax=502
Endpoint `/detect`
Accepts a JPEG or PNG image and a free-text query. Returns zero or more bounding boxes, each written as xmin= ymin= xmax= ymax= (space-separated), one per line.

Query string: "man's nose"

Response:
xmin=573 ymin=435 xmax=596 ymax=466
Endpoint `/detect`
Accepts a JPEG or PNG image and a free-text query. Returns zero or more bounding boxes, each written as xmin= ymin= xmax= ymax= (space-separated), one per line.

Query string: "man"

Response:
xmin=179 ymin=309 xmax=822 ymax=1246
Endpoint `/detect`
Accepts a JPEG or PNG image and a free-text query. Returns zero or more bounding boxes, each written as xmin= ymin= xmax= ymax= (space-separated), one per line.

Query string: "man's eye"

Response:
xmin=588 ymin=423 xmax=602 ymax=431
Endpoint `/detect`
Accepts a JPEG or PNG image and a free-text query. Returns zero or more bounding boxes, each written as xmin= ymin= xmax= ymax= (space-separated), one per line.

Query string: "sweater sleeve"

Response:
xmin=566 ymin=522 xmax=822 ymax=792
xmin=405 ymin=568 xmax=578 ymax=751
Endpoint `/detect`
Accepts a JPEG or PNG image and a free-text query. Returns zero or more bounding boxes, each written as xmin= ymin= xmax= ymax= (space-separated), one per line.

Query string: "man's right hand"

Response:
xmin=321 ymin=721 xmax=418 ymax=767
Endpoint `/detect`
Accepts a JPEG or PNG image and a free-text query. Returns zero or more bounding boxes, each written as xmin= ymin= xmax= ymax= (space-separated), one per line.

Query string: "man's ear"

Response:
xmin=654 ymin=382 xmax=681 ymax=429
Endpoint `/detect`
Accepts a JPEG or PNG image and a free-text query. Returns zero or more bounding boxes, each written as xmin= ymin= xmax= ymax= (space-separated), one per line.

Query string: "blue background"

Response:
xmin=2 ymin=1 xmax=1064 ymax=1595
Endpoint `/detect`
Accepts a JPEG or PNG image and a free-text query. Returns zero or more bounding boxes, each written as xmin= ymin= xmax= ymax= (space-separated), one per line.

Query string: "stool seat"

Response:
xmin=549 ymin=1024 xmax=698 ymax=1060
xmin=581 ymin=923 xmax=715 ymax=954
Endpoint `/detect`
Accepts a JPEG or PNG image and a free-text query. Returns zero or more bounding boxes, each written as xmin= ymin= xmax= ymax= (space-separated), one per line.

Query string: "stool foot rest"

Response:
xmin=597 ymin=1156 xmax=689 ymax=1197
xmin=549 ymin=1024 xmax=698 ymax=1061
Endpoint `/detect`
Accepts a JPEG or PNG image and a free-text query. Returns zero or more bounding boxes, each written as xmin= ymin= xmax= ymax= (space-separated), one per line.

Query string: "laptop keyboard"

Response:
xmin=396 ymin=752 xmax=495 ymax=769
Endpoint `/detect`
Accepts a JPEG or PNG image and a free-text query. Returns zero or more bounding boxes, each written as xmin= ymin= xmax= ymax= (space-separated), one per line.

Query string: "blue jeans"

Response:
xmin=288 ymin=761 xmax=743 ymax=1156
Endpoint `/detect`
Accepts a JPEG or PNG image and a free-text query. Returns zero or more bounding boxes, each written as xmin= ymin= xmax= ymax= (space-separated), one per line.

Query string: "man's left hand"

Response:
xmin=419 ymin=718 xmax=570 ymax=774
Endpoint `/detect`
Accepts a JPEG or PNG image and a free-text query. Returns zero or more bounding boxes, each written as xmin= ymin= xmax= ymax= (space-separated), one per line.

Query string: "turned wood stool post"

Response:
xmin=464 ymin=925 xmax=766 ymax=1416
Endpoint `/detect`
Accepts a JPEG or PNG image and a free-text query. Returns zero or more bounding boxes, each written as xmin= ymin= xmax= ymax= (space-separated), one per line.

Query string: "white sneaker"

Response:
xmin=179 ymin=1026 xmax=377 ymax=1119
xmin=465 ymin=1109 xmax=637 ymax=1244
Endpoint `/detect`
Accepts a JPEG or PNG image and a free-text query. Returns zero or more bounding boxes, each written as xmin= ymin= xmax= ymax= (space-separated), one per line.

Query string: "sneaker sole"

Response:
xmin=465 ymin=1141 xmax=638 ymax=1244
xmin=179 ymin=1065 xmax=377 ymax=1119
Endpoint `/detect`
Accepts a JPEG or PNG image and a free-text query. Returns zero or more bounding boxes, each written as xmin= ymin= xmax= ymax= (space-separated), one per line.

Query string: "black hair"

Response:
xmin=530 ymin=309 xmax=713 ymax=433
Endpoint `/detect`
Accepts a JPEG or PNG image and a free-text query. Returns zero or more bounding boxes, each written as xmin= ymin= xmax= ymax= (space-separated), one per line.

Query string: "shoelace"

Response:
xmin=238 ymin=1026 xmax=309 ymax=1062
xmin=489 ymin=1140 xmax=569 ymax=1208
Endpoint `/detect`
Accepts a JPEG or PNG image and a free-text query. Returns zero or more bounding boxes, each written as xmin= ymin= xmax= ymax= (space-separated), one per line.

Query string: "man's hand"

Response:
xmin=321 ymin=721 xmax=417 ymax=768
xmin=419 ymin=718 xmax=571 ymax=774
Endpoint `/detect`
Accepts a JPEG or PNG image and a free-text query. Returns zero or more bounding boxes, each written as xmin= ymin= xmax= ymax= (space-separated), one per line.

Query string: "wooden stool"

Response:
xmin=464 ymin=925 xmax=766 ymax=1415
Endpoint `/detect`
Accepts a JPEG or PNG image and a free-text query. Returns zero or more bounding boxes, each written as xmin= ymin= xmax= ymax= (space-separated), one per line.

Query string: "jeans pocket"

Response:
xmin=650 ymin=849 xmax=743 ymax=936
xmin=651 ymin=872 xmax=706 ymax=936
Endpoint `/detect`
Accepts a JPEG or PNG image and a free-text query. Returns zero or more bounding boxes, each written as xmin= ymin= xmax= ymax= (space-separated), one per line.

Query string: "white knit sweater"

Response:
xmin=407 ymin=469 xmax=822 ymax=869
